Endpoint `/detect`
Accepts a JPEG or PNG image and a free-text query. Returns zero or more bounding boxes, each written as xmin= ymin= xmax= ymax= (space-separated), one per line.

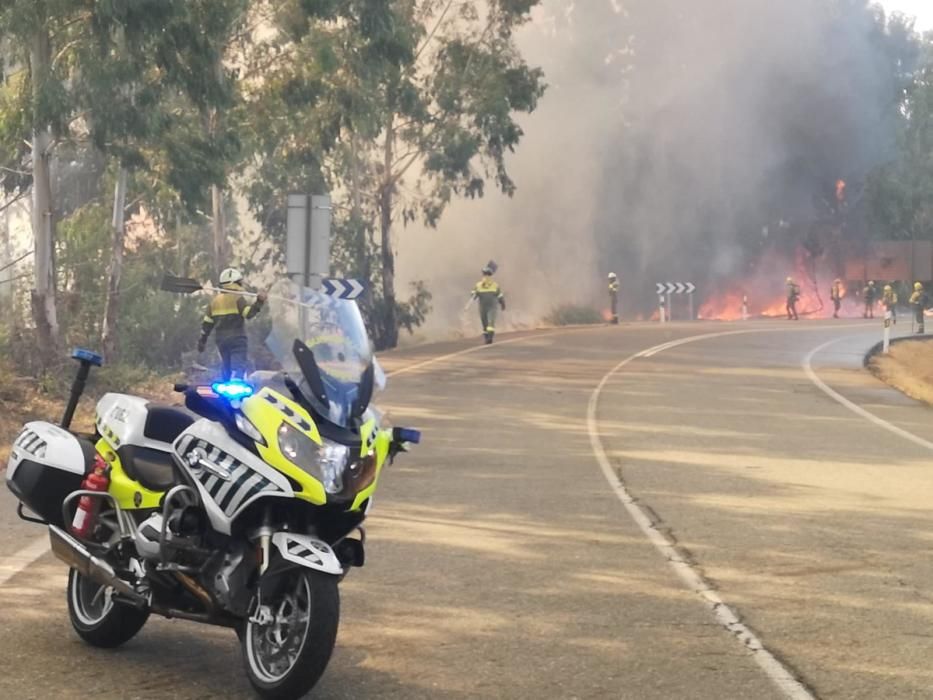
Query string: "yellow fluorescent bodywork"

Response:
xmin=243 ymin=388 xmax=328 ymax=505
xmin=97 ymin=438 xmax=164 ymax=510
xmin=94 ymin=387 xmax=393 ymax=514
xmin=242 ymin=388 xmax=390 ymax=511
xmin=350 ymin=420 xmax=391 ymax=511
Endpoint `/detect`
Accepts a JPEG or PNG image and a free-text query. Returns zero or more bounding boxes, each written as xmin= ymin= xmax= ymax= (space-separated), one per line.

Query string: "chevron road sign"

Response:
xmin=655 ymin=282 xmax=696 ymax=296
xmin=321 ymin=278 xmax=366 ymax=300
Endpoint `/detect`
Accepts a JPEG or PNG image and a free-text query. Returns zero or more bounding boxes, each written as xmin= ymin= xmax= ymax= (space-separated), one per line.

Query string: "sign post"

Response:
xmin=883 ymin=310 xmax=892 ymax=354
xmin=287 ymin=194 xmax=332 ymax=290
xmin=655 ymin=282 xmax=696 ymax=322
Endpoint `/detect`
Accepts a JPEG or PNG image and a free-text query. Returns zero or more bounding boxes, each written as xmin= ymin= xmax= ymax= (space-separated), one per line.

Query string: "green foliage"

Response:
xmin=53 ymin=194 xmax=205 ymax=369
xmin=0 ymin=0 xmax=548 ymax=377
xmin=544 ymin=305 xmax=604 ymax=327
xmin=866 ymin=43 xmax=933 ymax=241
xmin=244 ymin=0 xmax=544 ymax=348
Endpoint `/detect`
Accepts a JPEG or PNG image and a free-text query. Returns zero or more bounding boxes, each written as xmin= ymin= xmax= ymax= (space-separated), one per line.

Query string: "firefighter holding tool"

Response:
xmin=197 ymin=268 xmax=266 ymax=380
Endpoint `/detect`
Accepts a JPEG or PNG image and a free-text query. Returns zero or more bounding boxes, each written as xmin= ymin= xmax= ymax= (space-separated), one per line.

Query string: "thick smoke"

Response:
xmin=397 ymin=0 xmax=915 ymax=334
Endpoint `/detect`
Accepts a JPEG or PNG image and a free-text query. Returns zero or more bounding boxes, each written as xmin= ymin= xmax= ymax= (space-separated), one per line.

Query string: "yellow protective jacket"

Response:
xmin=910 ymin=290 xmax=928 ymax=307
xmin=609 ymin=280 xmax=620 ymax=295
xmin=882 ymin=290 xmax=897 ymax=309
xmin=200 ymin=284 xmax=264 ymax=343
xmin=472 ymin=277 xmax=504 ymax=309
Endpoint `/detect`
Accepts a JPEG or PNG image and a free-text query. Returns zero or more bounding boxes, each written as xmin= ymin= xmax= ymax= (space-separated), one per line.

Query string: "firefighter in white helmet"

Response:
xmin=608 ymin=273 xmax=620 ymax=324
xmin=910 ymin=282 xmax=928 ymax=334
xmin=197 ymin=268 xmax=266 ymax=379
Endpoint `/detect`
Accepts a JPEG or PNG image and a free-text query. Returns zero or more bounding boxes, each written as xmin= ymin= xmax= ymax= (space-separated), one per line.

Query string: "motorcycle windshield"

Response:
xmin=265 ymin=280 xmax=375 ymax=428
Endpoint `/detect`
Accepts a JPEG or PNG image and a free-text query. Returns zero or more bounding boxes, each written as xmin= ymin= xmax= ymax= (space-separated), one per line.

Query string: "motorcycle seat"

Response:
xmin=144 ymin=405 xmax=197 ymax=445
xmin=117 ymin=444 xmax=177 ymax=492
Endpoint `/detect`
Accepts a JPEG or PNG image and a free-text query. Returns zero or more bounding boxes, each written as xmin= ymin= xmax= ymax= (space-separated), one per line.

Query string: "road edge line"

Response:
xmin=803 ymin=337 xmax=933 ymax=452
xmin=587 ymin=331 xmax=816 ymax=700
xmin=0 ymin=536 xmax=50 ymax=588
xmin=386 ymin=326 xmax=599 ymax=378
xmin=0 ymin=325 xmax=603 ymax=588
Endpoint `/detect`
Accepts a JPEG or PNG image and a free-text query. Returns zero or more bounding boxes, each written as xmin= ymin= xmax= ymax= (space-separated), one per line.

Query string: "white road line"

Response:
xmin=0 ymin=535 xmax=49 ymax=587
xmin=803 ymin=337 xmax=933 ymax=452
xmin=587 ymin=331 xmax=816 ymax=700
xmin=386 ymin=326 xmax=596 ymax=378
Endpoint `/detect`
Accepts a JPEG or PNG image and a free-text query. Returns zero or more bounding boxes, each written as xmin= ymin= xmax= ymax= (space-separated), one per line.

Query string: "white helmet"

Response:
xmin=219 ymin=268 xmax=243 ymax=286
xmin=608 ymin=272 xmax=617 ymax=279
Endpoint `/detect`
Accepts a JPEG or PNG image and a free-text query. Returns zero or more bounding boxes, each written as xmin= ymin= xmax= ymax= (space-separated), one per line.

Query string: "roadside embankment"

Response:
xmin=868 ymin=338 xmax=933 ymax=406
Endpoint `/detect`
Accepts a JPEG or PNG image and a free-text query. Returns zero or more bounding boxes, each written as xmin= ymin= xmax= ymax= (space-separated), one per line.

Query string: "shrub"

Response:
xmin=543 ymin=304 xmax=604 ymax=326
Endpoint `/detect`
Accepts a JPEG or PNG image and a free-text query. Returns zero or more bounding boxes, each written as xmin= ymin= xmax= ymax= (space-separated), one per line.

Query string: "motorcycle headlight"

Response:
xmin=277 ymin=423 xmax=350 ymax=495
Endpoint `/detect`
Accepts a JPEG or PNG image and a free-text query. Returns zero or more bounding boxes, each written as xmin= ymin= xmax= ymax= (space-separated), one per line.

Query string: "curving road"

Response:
xmin=1 ymin=320 xmax=932 ymax=699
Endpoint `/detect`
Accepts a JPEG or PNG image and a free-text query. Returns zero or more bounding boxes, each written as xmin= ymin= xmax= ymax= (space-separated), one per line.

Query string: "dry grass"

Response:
xmin=0 ymin=359 xmax=177 ymax=466
xmin=869 ymin=340 xmax=933 ymax=406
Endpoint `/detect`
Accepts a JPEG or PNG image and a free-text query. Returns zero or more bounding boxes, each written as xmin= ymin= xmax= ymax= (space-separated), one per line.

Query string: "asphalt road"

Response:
xmin=1 ymin=319 xmax=931 ymax=699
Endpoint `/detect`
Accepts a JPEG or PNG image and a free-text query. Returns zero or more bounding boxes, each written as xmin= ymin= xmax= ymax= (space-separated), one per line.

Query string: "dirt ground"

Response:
xmin=869 ymin=339 xmax=933 ymax=406
xmin=0 ymin=361 xmax=177 ymax=467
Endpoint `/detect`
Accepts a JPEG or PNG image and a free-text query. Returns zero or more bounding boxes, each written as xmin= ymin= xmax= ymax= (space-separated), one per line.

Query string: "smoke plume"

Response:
xmin=397 ymin=0 xmax=916 ymax=334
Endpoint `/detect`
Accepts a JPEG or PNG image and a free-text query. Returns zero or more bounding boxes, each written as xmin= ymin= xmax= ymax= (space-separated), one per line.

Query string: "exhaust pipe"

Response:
xmin=49 ymin=525 xmax=146 ymax=605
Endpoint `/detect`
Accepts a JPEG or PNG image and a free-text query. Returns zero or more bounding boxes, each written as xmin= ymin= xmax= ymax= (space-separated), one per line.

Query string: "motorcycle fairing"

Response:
xmin=174 ymin=419 xmax=294 ymax=535
xmin=271 ymin=532 xmax=342 ymax=576
xmin=242 ymin=387 xmax=329 ymax=505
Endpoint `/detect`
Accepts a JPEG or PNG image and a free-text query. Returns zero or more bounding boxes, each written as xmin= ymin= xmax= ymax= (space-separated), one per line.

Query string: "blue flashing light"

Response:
xmin=211 ymin=380 xmax=254 ymax=401
xmin=395 ymin=427 xmax=421 ymax=445
xmin=71 ymin=348 xmax=103 ymax=367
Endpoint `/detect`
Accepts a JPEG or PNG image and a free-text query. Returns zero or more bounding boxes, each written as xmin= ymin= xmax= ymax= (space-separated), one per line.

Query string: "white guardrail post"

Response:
xmin=883 ymin=310 xmax=892 ymax=353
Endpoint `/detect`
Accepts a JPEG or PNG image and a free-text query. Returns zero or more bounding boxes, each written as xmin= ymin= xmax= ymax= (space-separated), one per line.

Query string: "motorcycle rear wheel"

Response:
xmin=242 ymin=568 xmax=339 ymax=700
xmin=67 ymin=568 xmax=149 ymax=648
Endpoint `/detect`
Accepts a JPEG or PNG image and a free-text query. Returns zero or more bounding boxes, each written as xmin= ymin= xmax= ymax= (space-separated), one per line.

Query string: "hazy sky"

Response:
xmin=879 ymin=0 xmax=933 ymax=30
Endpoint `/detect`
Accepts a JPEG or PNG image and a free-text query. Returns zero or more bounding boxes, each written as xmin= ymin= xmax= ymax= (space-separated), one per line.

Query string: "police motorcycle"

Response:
xmin=6 ymin=281 xmax=419 ymax=699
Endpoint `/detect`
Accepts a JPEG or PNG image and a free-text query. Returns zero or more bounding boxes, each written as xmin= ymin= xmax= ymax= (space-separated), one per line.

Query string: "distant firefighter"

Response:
xmin=786 ymin=277 xmax=800 ymax=321
xmin=910 ymin=282 xmax=928 ymax=334
xmin=882 ymin=284 xmax=897 ymax=324
xmin=471 ymin=264 xmax=505 ymax=345
xmin=608 ymin=272 xmax=620 ymax=325
xmin=830 ymin=279 xmax=844 ymax=319
xmin=862 ymin=280 xmax=876 ymax=319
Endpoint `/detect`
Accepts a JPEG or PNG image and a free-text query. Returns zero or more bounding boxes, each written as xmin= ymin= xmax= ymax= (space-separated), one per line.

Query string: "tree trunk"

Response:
xmin=101 ymin=166 xmax=128 ymax=362
xmin=350 ymin=134 xmax=372 ymax=285
xmin=30 ymin=23 xmax=59 ymax=358
xmin=379 ymin=114 xmax=398 ymax=349
xmin=212 ymin=183 xmax=226 ymax=276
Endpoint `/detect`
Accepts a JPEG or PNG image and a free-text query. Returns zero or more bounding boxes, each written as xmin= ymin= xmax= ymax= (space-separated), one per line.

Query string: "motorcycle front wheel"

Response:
xmin=242 ymin=568 xmax=340 ymax=700
xmin=67 ymin=568 xmax=149 ymax=648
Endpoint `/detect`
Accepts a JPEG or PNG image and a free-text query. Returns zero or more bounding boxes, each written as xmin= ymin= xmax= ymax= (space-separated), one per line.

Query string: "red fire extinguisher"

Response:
xmin=70 ymin=455 xmax=110 ymax=539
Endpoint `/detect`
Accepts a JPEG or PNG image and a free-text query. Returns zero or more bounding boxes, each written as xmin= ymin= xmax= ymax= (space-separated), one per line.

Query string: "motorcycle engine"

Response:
xmin=205 ymin=546 xmax=253 ymax=615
